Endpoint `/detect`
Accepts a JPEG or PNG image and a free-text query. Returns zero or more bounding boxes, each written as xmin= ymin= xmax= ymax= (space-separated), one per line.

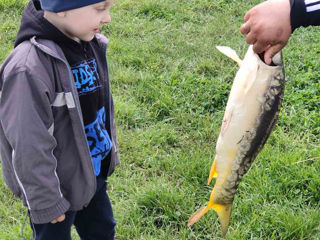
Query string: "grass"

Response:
xmin=1 ymin=0 xmax=320 ymax=239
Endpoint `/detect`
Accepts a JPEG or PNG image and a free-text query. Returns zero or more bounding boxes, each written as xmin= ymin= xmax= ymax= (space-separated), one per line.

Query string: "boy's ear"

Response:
xmin=57 ymin=11 xmax=67 ymax=17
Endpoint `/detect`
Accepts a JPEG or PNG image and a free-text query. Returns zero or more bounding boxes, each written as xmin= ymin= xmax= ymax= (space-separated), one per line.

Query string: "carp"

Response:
xmin=188 ymin=45 xmax=285 ymax=237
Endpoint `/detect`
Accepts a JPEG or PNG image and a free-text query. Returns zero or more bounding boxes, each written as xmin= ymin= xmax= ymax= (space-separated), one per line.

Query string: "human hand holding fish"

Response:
xmin=188 ymin=45 xmax=285 ymax=237
xmin=240 ymin=0 xmax=292 ymax=65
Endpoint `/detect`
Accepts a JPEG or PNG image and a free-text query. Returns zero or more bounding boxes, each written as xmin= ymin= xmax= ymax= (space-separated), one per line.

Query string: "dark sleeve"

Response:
xmin=290 ymin=0 xmax=320 ymax=32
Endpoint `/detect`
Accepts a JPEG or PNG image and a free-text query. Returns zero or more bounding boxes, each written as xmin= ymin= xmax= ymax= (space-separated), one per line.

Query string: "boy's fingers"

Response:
xmin=50 ymin=214 xmax=66 ymax=224
xmin=57 ymin=214 xmax=66 ymax=222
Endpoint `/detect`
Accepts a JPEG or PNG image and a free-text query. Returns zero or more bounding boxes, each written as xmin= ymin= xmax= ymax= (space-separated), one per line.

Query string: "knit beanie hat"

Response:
xmin=40 ymin=0 xmax=106 ymax=13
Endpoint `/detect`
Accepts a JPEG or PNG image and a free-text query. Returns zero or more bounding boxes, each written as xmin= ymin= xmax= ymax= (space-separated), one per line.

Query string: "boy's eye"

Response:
xmin=96 ymin=8 xmax=106 ymax=11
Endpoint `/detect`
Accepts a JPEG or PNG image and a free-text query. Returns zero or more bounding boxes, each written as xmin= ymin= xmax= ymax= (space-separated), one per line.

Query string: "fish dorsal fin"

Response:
xmin=216 ymin=46 xmax=242 ymax=67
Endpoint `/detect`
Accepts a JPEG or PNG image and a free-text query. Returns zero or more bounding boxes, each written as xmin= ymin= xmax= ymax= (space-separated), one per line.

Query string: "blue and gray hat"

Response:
xmin=40 ymin=0 xmax=106 ymax=13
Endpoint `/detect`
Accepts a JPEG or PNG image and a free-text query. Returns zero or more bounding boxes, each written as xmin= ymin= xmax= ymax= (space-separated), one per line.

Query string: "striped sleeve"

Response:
xmin=290 ymin=0 xmax=320 ymax=31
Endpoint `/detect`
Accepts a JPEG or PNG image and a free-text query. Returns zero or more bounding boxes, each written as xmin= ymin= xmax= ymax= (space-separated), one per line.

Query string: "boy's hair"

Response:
xmin=39 ymin=0 xmax=106 ymax=12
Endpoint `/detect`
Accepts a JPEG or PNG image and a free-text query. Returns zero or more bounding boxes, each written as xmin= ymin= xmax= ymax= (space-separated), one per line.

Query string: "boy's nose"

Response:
xmin=102 ymin=14 xmax=111 ymax=24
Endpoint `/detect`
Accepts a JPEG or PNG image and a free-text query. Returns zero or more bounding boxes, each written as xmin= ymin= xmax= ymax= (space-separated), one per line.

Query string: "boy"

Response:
xmin=0 ymin=0 xmax=119 ymax=239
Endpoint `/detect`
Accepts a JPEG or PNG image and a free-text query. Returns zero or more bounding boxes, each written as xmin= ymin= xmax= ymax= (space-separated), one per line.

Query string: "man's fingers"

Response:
xmin=243 ymin=11 xmax=250 ymax=22
xmin=253 ymin=41 xmax=268 ymax=54
xmin=245 ymin=32 xmax=257 ymax=45
xmin=264 ymin=43 xmax=285 ymax=65
xmin=240 ymin=22 xmax=250 ymax=35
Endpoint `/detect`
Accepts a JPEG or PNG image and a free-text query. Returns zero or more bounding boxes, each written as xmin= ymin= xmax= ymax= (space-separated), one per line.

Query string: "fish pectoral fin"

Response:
xmin=187 ymin=205 xmax=211 ymax=227
xmin=212 ymin=203 xmax=233 ymax=238
xmin=208 ymin=157 xmax=218 ymax=184
xmin=216 ymin=46 xmax=242 ymax=67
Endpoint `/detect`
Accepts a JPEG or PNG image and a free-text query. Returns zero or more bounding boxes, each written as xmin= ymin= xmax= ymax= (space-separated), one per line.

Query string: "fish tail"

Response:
xmin=188 ymin=201 xmax=232 ymax=238
xmin=187 ymin=203 xmax=212 ymax=227
xmin=212 ymin=203 xmax=232 ymax=238
xmin=207 ymin=157 xmax=218 ymax=184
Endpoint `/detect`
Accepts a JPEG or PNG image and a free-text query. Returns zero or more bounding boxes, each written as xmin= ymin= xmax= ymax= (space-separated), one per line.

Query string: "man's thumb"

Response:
xmin=264 ymin=43 xmax=284 ymax=65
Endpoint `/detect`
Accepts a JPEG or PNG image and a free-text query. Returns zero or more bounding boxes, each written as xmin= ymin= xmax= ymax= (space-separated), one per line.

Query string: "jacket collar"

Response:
xmin=29 ymin=34 xmax=108 ymax=63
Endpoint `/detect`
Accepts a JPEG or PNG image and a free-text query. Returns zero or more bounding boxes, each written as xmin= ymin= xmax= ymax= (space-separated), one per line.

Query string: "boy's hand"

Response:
xmin=240 ymin=0 xmax=292 ymax=65
xmin=51 ymin=214 xmax=66 ymax=224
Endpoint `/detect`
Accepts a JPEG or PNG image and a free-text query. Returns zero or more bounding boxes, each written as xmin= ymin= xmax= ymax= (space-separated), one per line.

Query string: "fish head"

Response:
xmin=254 ymin=47 xmax=283 ymax=67
xmin=270 ymin=51 xmax=283 ymax=66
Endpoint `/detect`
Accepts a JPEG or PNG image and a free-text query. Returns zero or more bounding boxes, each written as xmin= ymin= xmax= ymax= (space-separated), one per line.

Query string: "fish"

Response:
xmin=187 ymin=45 xmax=285 ymax=237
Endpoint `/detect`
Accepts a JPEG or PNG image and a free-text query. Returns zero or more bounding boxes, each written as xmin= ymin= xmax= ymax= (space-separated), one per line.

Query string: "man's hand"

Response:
xmin=51 ymin=214 xmax=66 ymax=224
xmin=240 ymin=0 xmax=292 ymax=65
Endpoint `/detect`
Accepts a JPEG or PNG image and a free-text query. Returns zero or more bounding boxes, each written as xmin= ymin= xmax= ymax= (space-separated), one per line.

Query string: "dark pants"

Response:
xmin=29 ymin=176 xmax=116 ymax=240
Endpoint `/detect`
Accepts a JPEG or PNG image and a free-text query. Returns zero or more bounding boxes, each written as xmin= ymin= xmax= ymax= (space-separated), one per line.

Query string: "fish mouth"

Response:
xmin=256 ymin=51 xmax=283 ymax=68
xmin=271 ymin=51 xmax=283 ymax=66
xmin=247 ymin=45 xmax=283 ymax=68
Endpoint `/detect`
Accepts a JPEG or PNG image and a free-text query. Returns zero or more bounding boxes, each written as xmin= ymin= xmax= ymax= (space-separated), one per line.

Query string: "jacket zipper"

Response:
xmin=30 ymin=37 xmax=97 ymax=202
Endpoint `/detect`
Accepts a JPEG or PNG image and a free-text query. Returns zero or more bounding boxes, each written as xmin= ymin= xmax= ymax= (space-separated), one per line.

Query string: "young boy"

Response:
xmin=0 ymin=0 xmax=119 ymax=239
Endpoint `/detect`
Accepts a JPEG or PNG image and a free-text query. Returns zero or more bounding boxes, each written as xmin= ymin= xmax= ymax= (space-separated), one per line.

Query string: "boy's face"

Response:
xmin=59 ymin=0 xmax=113 ymax=42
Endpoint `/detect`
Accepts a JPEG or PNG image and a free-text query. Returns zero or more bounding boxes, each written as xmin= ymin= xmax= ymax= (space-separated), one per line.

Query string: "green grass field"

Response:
xmin=1 ymin=0 xmax=320 ymax=239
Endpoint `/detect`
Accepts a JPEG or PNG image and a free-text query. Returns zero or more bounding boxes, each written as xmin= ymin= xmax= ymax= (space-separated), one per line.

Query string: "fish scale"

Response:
xmin=188 ymin=45 xmax=285 ymax=237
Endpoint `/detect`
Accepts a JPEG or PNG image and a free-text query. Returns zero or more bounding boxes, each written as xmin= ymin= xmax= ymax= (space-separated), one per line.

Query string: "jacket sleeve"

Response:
xmin=0 ymin=69 xmax=70 ymax=224
xmin=290 ymin=0 xmax=320 ymax=32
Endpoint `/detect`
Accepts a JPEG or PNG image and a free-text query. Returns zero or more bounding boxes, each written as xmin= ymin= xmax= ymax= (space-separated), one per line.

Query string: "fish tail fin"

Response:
xmin=187 ymin=202 xmax=212 ymax=227
xmin=212 ymin=203 xmax=233 ymax=237
xmin=207 ymin=157 xmax=218 ymax=184
xmin=188 ymin=201 xmax=232 ymax=237
xmin=216 ymin=46 xmax=242 ymax=67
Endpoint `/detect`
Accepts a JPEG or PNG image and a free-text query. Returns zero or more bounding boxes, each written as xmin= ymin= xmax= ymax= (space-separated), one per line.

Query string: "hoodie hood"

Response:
xmin=15 ymin=0 xmax=79 ymax=48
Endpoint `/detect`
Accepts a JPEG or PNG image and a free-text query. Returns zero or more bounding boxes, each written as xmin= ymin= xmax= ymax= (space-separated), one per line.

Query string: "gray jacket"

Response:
xmin=0 ymin=34 xmax=119 ymax=224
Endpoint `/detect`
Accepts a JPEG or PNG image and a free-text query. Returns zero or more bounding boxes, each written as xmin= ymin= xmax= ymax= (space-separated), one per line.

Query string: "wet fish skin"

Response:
xmin=188 ymin=45 xmax=285 ymax=237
